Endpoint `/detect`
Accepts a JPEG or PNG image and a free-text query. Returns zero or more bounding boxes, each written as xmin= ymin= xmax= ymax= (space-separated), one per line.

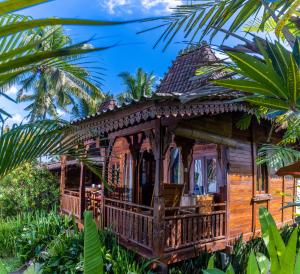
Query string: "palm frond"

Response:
xmin=257 ymin=144 xmax=300 ymax=168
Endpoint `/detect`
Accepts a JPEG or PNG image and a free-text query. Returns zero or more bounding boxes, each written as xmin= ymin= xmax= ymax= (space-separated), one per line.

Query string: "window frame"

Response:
xmin=169 ymin=147 xmax=183 ymax=185
xmin=256 ymin=164 xmax=268 ymax=194
xmin=191 ymin=155 xmax=218 ymax=195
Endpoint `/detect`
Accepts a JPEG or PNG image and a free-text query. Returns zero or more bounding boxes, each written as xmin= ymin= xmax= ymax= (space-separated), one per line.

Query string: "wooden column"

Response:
xmin=60 ymin=155 xmax=66 ymax=207
xmin=126 ymin=134 xmax=143 ymax=204
xmin=250 ymin=124 xmax=257 ymax=233
xmin=100 ymin=145 xmax=106 ymax=229
xmin=79 ymin=162 xmax=86 ymax=220
xmin=153 ymin=119 xmax=165 ymax=257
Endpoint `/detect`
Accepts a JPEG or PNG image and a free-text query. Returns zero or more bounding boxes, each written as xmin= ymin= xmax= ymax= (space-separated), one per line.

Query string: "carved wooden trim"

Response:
xmin=72 ymin=101 xmax=253 ymax=141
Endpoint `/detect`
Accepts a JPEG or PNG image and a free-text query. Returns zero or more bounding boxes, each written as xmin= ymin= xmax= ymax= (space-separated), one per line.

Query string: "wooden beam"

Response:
xmin=174 ymin=126 xmax=240 ymax=148
xmin=108 ymin=120 xmax=156 ymax=140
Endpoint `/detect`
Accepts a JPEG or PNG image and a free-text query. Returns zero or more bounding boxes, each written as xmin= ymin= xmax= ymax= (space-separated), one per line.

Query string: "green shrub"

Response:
xmin=16 ymin=211 xmax=77 ymax=263
xmin=38 ymin=229 xmax=84 ymax=274
xmin=0 ymin=162 xmax=59 ymax=218
xmin=0 ymin=215 xmax=23 ymax=257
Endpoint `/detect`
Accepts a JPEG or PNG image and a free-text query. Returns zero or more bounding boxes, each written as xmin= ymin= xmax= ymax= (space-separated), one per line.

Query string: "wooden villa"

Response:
xmin=59 ymin=45 xmax=296 ymax=265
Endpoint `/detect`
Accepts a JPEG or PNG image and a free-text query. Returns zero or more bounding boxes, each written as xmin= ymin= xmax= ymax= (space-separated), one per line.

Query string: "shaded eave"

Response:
xmin=276 ymin=162 xmax=300 ymax=178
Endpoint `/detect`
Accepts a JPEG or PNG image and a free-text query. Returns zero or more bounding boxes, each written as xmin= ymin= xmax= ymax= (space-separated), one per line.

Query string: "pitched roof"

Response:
xmin=71 ymin=44 xmax=242 ymax=126
xmin=156 ymin=43 xmax=220 ymax=96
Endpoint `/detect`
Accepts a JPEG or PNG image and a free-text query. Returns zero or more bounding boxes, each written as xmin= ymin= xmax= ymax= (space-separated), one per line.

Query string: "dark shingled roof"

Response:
xmin=97 ymin=99 xmax=118 ymax=113
xmin=156 ymin=43 xmax=219 ymax=96
xmin=71 ymin=44 xmax=242 ymax=125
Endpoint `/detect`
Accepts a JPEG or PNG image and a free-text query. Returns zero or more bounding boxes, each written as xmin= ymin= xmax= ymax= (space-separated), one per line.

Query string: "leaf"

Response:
xmin=246 ymin=250 xmax=260 ymax=274
xmin=294 ymin=252 xmax=300 ymax=274
xmin=259 ymin=207 xmax=283 ymax=248
xmin=0 ymin=261 xmax=7 ymax=274
xmin=280 ymin=229 xmax=298 ymax=274
xmin=225 ymin=263 xmax=235 ymax=274
xmin=293 ymin=37 xmax=300 ymax=67
xmin=259 ymin=207 xmax=284 ymax=273
xmin=84 ymin=211 xmax=103 ymax=274
xmin=0 ymin=0 xmax=50 ymax=15
xmin=24 ymin=263 xmax=43 ymax=274
xmin=287 ymin=54 xmax=300 ymax=106
xmin=226 ymin=51 xmax=287 ymax=99
xmin=214 ymin=79 xmax=277 ymax=97
xmin=0 ymin=17 xmax=134 ymax=38
xmin=203 ymin=269 xmax=226 ymax=274
xmin=207 ymin=254 xmax=215 ymax=269
xmin=256 ymin=252 xmax=270 ymax=274
xmin=245 ymin=97 xmax=289 ymax=110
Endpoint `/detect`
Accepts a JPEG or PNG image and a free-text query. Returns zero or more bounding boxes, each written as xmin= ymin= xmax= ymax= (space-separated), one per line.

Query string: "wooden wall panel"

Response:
xmin=268 ymin=176 xmax=284 ymax=224
xmin=283 ymin=176 xmax=295 ymax=223
xmin=228 ymin=142 xmax=253 ymax=238
xmin=228 ymin=174 xmax=253 ymax=237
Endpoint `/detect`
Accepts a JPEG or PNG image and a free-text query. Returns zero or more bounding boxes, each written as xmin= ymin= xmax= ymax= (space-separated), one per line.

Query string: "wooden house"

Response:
xmin=59 ymin=45 xmax=295 ymax=265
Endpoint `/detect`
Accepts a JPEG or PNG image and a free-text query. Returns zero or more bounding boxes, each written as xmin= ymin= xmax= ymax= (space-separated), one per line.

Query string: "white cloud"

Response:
xmin=5 ymin=113 xmax=24 ymax=127
xmin=100 ymin=0 xmax=182 ymax=15
xmin=100 ymin=0 xmax=130 ymax=14
xmin=6 ymin=85 xmax=18 ymax=96
xmin=57 ymin=109 xmax=66 ymax=117
xmin=141 ymin=0 xmax=181 ymax=14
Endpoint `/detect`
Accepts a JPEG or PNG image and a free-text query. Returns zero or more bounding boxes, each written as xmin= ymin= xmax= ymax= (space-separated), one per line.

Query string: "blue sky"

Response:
xmin=2 ymin=0 xmax=189 ymax=125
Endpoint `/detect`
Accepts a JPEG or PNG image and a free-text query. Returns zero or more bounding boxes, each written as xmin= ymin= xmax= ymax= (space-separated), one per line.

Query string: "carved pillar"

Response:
xmin=79 ymin=162 xmax=86 ymax=220
xmin=126 ymin=134 xmax=144 ymax=204
xmin=153 ymin=119 xmax=165 ymax=257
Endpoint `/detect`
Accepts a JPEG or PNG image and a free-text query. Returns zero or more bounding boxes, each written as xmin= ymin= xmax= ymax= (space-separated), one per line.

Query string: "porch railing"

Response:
xmin=104 ymin=198 xmax=154 ymax=251
xmin=61 ymin=190 xmax=80 ymax=218
xmin=164 ymin=203 xmax=226 ymax=252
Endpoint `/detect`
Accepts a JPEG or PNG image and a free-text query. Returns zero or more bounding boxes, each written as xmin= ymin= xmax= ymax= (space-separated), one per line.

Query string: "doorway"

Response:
xmin=139 ymin=150 xmax=155 ymax=206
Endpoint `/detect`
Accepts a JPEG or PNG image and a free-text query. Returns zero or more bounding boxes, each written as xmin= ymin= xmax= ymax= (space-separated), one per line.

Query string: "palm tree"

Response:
xmin=0 ymin=0 xmax=130 ymax=180
xmin=16 ymin=25 xmax=102 ymax=121
xmin=0 ymin=0 xmax=128 ymax=122
xmin=117 ymin=68 xmax=155 ymax=103
xmin=71 ymin=92 xmax=114 ymax=119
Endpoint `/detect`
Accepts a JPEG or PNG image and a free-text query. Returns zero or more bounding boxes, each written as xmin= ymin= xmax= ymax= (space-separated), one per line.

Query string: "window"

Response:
xmin=256 ymin=164 xmax=268 ymax=193
xmin=170 ymin=148 xmax=182 ymax=184
xmin=194 ymin=159 xmax=204 ymax=194
xmin=207 ymin=158 xmax=217 ymax=193
xmin=192 ymin=156 xmax=218 ymax=194
xmin=124 ymin=153 xmax=133 ymax=202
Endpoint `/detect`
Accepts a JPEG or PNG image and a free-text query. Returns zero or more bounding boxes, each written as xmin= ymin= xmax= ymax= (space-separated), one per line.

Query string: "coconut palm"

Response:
xmin=0 ymin=0 xmax=128 ymax=122
xmin=0 ymin=0 xmax=130 ymax=179
xmin=16 ymin=25 xmax=102 ymax=121
xmin=117 ymin=68 xmax=155 ymax=103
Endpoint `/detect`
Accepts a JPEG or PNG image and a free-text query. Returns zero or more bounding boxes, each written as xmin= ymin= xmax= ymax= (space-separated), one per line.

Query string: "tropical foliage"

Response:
xmin=117 ymin=68 xmax=155 ymax=104
xmin=16 ymin=24 xmax=103 ymax=121
xmin=152 ymin=0 xmax=300 ymax=170
xmin=0 ymin=0 xmax=122 ymax=121
xmin=150 ymin=0 xmax=297 ymax=50
xmin=0 ymin=210 xmax=153 ymax=273
xmin=0 ymin=162 xmax=59 ymax=218
xmin=203 ymin=208 xmax=300 ymax=274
